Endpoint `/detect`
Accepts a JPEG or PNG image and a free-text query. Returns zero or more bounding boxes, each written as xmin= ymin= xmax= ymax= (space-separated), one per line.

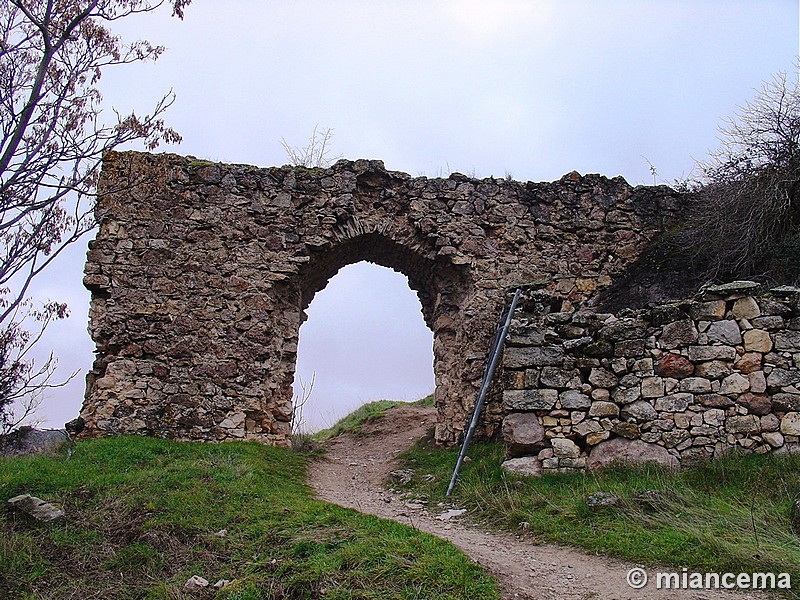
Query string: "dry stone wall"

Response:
xmin=499 ymin=282 xmax=800 ymax=475
xmin=76 ymin=151 xmax=682 ymax=447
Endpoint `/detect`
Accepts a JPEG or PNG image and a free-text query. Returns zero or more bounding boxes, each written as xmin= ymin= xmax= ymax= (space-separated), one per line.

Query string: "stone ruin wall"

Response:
xmin=76 ymin=151 xmax=682 ymax=447
xmin=499 ymin=282 xmax=800 ymax=475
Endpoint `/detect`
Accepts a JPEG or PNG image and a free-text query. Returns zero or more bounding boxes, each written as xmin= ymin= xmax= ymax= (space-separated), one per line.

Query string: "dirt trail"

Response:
xmin=308 ymin=405 xmax=766 ymax=600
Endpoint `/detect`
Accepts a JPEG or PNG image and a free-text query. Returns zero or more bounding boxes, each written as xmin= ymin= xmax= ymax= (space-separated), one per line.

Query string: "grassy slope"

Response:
xmin=400 ymin=437 xmax=800 ymax=586
xmin=0 ymin=434 xmax=497 ymax=599
xmin=312 ymin=396 xmax=433 ymax=443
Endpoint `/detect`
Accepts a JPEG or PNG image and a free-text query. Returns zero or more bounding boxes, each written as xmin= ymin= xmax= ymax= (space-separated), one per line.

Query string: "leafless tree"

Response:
xmin=281 ymin=125 xmax=340 ymax=168
xmin=692 ymin=67 xmax=800 ymax=282
xmin=0 ymin=0 xmax=190 ymax=432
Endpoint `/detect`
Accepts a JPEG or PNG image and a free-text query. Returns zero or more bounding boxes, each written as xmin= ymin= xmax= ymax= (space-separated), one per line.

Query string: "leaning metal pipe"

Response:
xmin=446 ymin=287 xmax=522 ymax=497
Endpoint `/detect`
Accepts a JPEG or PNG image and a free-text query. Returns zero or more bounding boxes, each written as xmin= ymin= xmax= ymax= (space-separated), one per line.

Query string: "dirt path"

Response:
xmin=307 ymin=405 xmax=766 ymax=600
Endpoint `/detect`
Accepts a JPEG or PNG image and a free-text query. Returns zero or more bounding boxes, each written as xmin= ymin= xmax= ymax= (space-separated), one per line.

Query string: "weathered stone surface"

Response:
xmin=588 ymin=367 xmax=618 ymax=388
xmin=501 ymin=456 xmax=543 ymax=477
xmin=505 ymin=347 xmax=565 ymax=368
xmin=589 ymin=401 xmax=619 ymax=417
xmin=732 ymin=297 xmax=761 ymax=319
xmin=773 ymin=393 xmax=800 ymax=412
xmin=701 ymin=281 xmax=760 ymax=297
xmin=655 ymin=353 xmax=694 ymax=378
xmin=766 ymin=368 xmax=800 ymax=388
xmin=687 ymin=346 xmax=737 ymax=362
xmin=502 ymin=413 xmax=546 ymax=456
xmin=621 ymin=400 xmax=658 ymax=421
xmin=678 ymin=377 xmax=712 ymax=393
xmin=504 ymin=389 xmax=558 ymax=411
xmin=654 ymin=394 xmax=692 ymax=412
xmin=720 ymin=373 xmax=750 ymax=395
xmin=697 ymin=393 xmax=735 ymax=408
xmin=641 ymin=376 xmax=665 ymax=398
xmin=690 ymin=300 xmax=726 ymax=320
xmin=736 ymin=392 xmax=772 ymax=416
xmin=775 ymin=331 xmax=800 ymax=352
xmin=693 ymin=360 xmax=731 ymax=379
xmin=587 ymin=438 xmax=679 ymax=471
xmin=82 ymin=153 xmax=686 ymax=446
xmin=551 ymin=437 xmax=581 ymax=458
xmin=559 ymin=390 xmax=591 ymax=409
xmin=705 ymin=320 xmax=742 ymax=345
xmin=611 ymin=421 xmax=640 ymax=438
xmin=7 ymin=494 xmax=65 ymax=523
xmin=734 ymin=352 xmax=762 ymax=374
xmin=659 ymin=320 xmax=698 ymax=349
xmin=743 ymin=329 xmax=772 ymax=353
xmin=726 ymin=415 xmax=760 ymax=434
xmin=781 ymin=412 xmax=800 ymax=436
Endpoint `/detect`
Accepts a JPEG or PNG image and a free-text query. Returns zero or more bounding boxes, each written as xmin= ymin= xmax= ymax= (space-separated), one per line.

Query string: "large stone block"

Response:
xmin=503 ymin=389 xmax=558 ymax=411
xmin=587 ymin=438 xmax=679 ymax=471
xmin=504 ymin=346 xmax=564 ymax=368
xmin=502 ymin=412 xmax=546 ymax=457
xmin=775 ymin=331 xmax=800 ymax=352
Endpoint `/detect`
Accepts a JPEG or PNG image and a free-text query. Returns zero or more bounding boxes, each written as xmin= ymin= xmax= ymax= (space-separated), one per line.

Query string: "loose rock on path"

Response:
xmin=307 ymin=404 xmax=766 ymax=600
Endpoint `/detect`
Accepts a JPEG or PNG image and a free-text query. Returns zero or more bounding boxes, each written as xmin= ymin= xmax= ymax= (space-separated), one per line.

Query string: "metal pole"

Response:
xmin=446 ymin=288 xmax=522 ymax=497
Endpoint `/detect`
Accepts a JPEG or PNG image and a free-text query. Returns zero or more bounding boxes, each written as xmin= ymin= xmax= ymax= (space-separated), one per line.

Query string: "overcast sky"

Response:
xmin=21 ymin=0 xmax=799 ymax=432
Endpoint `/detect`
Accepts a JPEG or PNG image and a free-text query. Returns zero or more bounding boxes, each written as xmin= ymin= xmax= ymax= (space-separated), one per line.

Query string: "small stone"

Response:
xmin=694 ymin=360 xmax=731 ymax=379
xmin=6 ymin=494 xmax=65 ymax=523
xmin=654 ymin=393 xmax=692 ymax=412
xmin=720 ymin=373 xmax=750 ymax=395
xmin=184 ymin=576 xmax=209 ymax=592
xmin=749 ymin=371 xmax=767 ymax=394
xmin=743 ymin=329 xmax=773 ymax=353
xmin=678 ymin=377 xmax=712 ymax=393
xmin=687 ymin=346 xmax=736 ymax=362
xmin=726 ymin=415 xmax=761 ymax=434
xmin=734 ymin=352 xmax=763 ymax=373
xmin=763 ymin=431 xmax=784 ymax=448
xmin=611 ymin=421 xmax=640 ymax=438
xmin=586 ymin=431 xmax=610 ymax=445
xmin=589 ymin=401 xmax=619 ymax=417
xmin=655 ymin=353 xmax=694 ymax=378
xmin=706 ymin=320 xmax=742 ymax=345
xmin=690 ymin=300 xmax=726 ymax=320
xmin=659 ymin=320 xmax=698 ymax=349
xmin=737 ymin=392 xmax=772 ymax=416
xmin=551 ymin=437 xmax=581 ymax=458
xmin=501 ymin=456 xmax=543 ymax=477
xmin=781 ymin=412 xmax=800 ymax=436
xmin=641 ymin=376 xmax=665 ymax=398
xmin=621 ymin=400 xmax=658 ymax=421
xmin=775 ymin=331 xmax=800 ymax=352
xmin=732 ymin=297 xmax=761 ymax=319
xmin=588 ymin=367 xmax=618 ymax=388
xmin=586 ymin=491 xmax=620 ymax=509
xmin=559 ymin=390 xmax=591 ymax=409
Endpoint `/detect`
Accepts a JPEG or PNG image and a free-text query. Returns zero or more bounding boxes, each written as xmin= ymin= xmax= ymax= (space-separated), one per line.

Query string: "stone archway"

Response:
xmin=76 ymin=152 xmax=682 ymax=446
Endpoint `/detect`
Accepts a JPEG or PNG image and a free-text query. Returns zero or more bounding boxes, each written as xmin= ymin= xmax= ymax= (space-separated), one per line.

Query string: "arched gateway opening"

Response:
xmin=292 ymin=260 xmax=434 ymax=433
xmin=288 ymin=232 xmax=470 ymax=439
xmin=78 ymin=152 xmax=682 ymax=448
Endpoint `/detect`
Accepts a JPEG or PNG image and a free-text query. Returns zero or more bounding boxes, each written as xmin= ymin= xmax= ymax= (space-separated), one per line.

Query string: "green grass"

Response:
xmin=313 ymin=395 xmax=433 ymax=443
xmin=0 ymin=434 xmax=497 ymax=599
xmin=399 ymin=435 xmax=800 ymax=585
